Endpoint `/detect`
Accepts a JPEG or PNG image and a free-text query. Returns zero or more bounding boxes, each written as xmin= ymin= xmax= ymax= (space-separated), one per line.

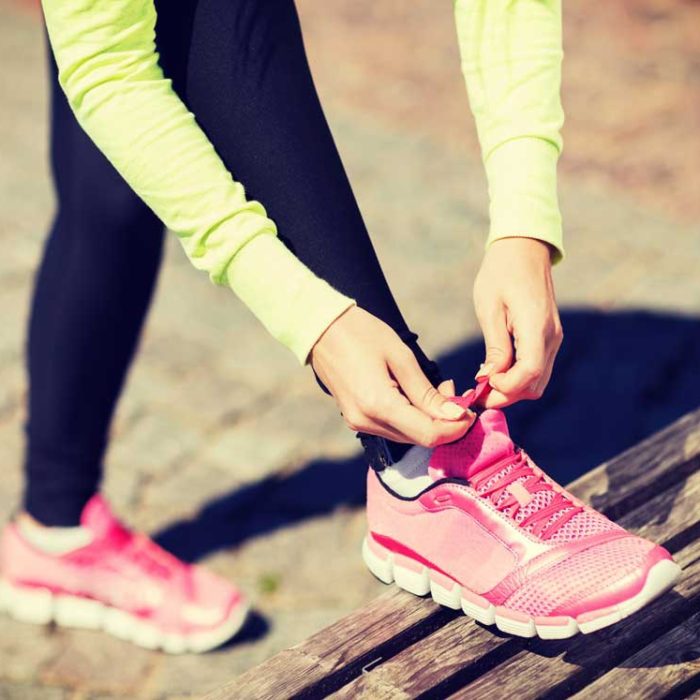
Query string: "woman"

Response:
xmin=0 ymin=0 xmax=677 ymax=652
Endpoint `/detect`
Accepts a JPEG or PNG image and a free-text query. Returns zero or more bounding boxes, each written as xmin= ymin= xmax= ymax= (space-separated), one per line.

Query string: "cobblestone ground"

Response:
xmin=1 ymin=0 xmax=699 ymax=697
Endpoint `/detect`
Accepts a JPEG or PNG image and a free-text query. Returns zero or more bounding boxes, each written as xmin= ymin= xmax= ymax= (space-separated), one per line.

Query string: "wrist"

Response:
xmin=488 ymin=236 xmax=554 ymax=265
xmin=310 ymin=305 xmax=357 ymax=365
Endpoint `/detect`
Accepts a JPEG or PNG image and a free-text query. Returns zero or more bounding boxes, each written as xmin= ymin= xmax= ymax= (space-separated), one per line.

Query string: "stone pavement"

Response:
xmin=0 ymin=0 xmax=698 ymax=697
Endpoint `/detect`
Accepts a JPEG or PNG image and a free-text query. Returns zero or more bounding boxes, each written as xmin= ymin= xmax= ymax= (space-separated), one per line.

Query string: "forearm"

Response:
xmin=41 ymin=0 xmax=354 ymax=363
xmin=454 ymin=0 xmax=565 ymax=261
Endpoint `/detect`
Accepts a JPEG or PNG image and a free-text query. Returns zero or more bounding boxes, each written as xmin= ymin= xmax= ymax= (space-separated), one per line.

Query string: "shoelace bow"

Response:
xmin=470 ymin=449 xmax=583 ymax=540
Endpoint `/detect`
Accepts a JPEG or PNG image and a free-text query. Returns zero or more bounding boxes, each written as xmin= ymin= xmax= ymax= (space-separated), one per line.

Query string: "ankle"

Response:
xmin=17 ymin=511 xmax=92 ymax=554
xmin=17 ymin=511 xmax=51 ymax=529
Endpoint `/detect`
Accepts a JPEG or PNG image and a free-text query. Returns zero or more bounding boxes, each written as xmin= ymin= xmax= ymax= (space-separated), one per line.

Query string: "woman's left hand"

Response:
xmin=472 ymin=237 xmax=563 ymax=408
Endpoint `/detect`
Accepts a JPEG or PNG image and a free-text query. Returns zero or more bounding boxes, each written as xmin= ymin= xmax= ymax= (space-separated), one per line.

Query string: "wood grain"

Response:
xmin=204 ymin=588 xmax=453 ymax=700
xmin=565 ymin=406 xmax=700 ymax=520
xmin=570 ymin=610 xmax=700 ymax=700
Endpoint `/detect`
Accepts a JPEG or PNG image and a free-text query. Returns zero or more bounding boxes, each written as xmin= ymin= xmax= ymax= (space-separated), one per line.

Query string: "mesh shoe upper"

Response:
xmin=504 ymin=536 xmax=656 ymax=616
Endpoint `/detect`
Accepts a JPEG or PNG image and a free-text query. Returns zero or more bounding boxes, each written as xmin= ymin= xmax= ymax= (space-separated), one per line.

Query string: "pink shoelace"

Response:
xmin=470 ymin=449 xmax=584 ymax=541
xmin=123 ymin=535 xmax=189 ymax=579
xmin=102 ymin=519 xmax=192 ymax=591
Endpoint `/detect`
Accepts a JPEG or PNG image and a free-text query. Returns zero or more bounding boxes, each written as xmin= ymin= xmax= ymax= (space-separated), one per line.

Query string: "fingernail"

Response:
xmin=438 ymin=379 xmax=456 ymax=397
xmin=475 ymin=362 xmax=494 ymax=380
xmin=441 ymin=402 xmax=466 ymax=419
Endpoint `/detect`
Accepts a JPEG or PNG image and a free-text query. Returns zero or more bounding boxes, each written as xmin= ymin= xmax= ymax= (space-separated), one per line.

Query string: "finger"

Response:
xmin=531 ymin=367 xmax=552 ymax=401
xmin=389 ymin=351 xmax=468 ymax=421
xmin=358 ymin=380 xmax=474 ymax=446
xmin=355 ymin=393 xmax=471 ymax=446
xmin=384 ymin=402 xmax=475 ymax=448
xmin=484 ymin=345 xmax=553 ymax=409
xmin=535 ymin=320 xmax=564 ymax=397
xmin=341 ymin=396 xmax=416 ymax=444
xmin=481 ymin=387 xmax=515 ymax=409
xmin=475 ymin=304 xmax=513 ymax=380
xmin=438 ymin=379 xmax=456 ymax=397
xmin=347 ymin=379 xmax=472 ymax=446
xmin=489 ymin=326 xmax=547 ymax=399
xmin=529 ymin=336 xmax=560 ymax=400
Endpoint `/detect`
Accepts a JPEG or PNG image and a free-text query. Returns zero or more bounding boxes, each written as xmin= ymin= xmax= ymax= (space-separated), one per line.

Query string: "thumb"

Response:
xmin=476 ymin=307 xmax=513 ymax=380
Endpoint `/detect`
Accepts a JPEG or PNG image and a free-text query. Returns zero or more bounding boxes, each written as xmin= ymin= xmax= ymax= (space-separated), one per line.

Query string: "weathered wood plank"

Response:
xmin=565 ymin=406 xmax=700 ymax=520
xmin=209 ymin=408 xmax=700 ymax=700
xmin=620 ymin=467 xmax=700 ymax=548
xmin=447 ymin=537 xmax=700 ymax=700
xmin=329 ymin=464 xmax=700 ymax=699
xmin=204 ymin=588 xmax=454 ymax=700
xmin=570 ymin=610 xmax=700 ymax=700
xmin=329 ymin=615 xmax=513 ymax=700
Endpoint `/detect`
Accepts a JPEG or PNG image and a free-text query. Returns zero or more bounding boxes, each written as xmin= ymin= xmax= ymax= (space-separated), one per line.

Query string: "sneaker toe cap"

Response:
xmin=505 ymin=536 xmax=676 ymax=619
xmin=183 ymin=565 xmax=245 ymax=629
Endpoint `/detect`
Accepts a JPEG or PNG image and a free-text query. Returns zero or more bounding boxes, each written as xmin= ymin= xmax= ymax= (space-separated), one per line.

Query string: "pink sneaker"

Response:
xmin=364 ymin=391 xmax=681 ymax=639
xmin=0 ymin=496 xmax=248 ymax=653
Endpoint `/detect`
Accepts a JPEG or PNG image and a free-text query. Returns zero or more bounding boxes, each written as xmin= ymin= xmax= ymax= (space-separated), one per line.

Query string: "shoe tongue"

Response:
xmin=80 ymin=495 xmax=122 ymax=539
xmin=429 ymin=408 xmax=515 ymax=481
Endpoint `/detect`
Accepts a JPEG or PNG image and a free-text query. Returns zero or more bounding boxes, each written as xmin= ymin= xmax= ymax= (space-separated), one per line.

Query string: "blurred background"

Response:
xmin=0 ymin=0 xmax=698 ymax=696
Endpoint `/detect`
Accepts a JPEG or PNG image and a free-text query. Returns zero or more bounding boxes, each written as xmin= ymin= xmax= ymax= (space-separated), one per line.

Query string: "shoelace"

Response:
xmin=98 ymin=520 xmax=194 ymax=596
xmin=470 ymin=449 xmax=583 ymax=540
xmin=123 ymin=534 xmax=189 ymax=579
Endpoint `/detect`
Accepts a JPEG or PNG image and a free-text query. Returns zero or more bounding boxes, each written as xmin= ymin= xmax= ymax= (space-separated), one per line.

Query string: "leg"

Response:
xmin=23 ymin=46 xmax=165 ymax=525
xmin=154 ymin=0 xmax=442 ymax=464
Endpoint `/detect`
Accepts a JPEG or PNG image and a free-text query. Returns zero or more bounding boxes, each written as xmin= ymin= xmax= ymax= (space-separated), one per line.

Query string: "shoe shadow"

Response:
xmin=155 ymin=308 xmax=700 ymax=564
xmin=213 ymin=610 xmax=270 ymax=652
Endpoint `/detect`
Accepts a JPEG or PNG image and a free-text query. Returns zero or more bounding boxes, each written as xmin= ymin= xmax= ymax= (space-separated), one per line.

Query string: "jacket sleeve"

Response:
xmin=454 ymin=0 xmax=565 ymax=261
xmin=40 ymin=0 xmax=355 ymax=363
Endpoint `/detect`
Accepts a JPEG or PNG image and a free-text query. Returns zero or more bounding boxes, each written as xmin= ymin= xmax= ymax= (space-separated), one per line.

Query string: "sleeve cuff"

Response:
xmin=225 ymin=233 xmax=356 ymax=364
xmin=484 ymin=137 xmax=564 ymax=264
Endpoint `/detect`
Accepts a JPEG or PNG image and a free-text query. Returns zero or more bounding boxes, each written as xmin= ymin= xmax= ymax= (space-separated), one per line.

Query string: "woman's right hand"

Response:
xmin=310 ymin=307 xmax=475 ymax=447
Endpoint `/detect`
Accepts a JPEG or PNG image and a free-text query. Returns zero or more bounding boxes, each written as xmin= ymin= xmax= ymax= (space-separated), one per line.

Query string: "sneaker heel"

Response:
xmin=362 ymin=536 xmax=394 ymax=584
xmin=0 ymin=578 xmax=54 ymax=625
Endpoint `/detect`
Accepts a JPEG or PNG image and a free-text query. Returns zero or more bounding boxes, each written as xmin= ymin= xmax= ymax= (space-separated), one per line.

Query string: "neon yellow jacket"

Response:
xmin=40 ymin=0 xmax=564 ymax=364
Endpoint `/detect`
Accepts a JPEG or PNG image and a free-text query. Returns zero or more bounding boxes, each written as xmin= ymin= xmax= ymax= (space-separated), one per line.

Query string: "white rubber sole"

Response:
xmin=362 ymin=536 xmax=681 ymax=640
xmin=0 ymin=578 xmax=249 ymax=654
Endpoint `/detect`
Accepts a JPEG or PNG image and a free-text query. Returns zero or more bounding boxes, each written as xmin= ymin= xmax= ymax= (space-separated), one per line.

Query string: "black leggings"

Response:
xmin=26 ymin=0 xmax=441 ymax=526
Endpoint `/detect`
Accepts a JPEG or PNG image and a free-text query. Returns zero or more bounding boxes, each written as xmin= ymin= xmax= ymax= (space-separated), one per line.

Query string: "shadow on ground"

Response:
xmin=156 ymin=308 xmax=700 ymax=563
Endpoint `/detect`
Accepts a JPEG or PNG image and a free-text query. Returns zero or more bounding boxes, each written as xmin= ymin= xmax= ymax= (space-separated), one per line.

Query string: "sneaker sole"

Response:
xmin=0 ymin=578 xmax=248 ymax=654
xmin=362 ymin=535 xmax=681 ymax=640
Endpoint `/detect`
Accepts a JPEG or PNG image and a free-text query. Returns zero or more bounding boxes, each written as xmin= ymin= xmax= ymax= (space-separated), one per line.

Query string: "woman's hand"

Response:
xmin=311 ymin=307 xmax=475 ymax=447
xmin=472 ymin=237 xmax=563 ymax=408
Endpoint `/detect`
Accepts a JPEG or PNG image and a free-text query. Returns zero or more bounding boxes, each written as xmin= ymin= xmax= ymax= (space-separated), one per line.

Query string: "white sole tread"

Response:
xmin=362 ymin=536 xmax=681 ymax=640
xmin=0 ymin=578 xmax=248 ymax=653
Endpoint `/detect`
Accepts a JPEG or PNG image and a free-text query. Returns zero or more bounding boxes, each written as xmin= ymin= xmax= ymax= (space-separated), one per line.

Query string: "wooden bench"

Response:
xmin=207 ymin=408 xmax=700 ymax=699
